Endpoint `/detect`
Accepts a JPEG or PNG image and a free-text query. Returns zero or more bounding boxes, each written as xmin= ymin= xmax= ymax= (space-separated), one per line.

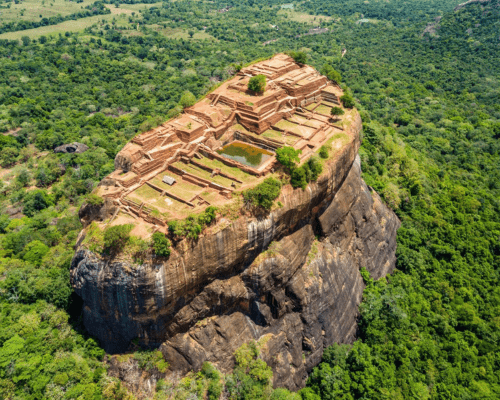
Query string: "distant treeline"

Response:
xmin=0 ymin=1 xmax=110 ymax=34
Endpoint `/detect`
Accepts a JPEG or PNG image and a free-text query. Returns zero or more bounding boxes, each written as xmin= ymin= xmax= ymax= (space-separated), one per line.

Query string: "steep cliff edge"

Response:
xmin=71 ymin=112 xmax=400 ymax=390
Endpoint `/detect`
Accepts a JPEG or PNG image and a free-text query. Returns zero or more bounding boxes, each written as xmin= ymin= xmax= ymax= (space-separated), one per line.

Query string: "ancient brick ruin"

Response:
xmin=96 ymin=54 xmax=345 ymax=228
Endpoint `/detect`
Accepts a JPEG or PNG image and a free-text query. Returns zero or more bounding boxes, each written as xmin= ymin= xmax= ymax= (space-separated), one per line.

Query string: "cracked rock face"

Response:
xmin=71 ymin=115 xmax=400 ymax=390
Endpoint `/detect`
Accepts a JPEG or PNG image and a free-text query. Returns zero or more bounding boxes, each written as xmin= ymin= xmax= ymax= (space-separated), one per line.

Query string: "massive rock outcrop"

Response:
xmin=71 ymin=110 xmax=400 ymax=389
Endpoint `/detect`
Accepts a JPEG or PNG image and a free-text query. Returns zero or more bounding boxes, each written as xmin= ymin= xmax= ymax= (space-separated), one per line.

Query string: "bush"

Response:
xmin=290 ymin=157 xmax=323 ymax=190
xmin=319 ymin=145 xmax=329 ymax=159
xmin=23 ymin=190 xmax=54 ymax=218
xmin=276 ymin=146 xmax=301 ymax=170
xmin=85 ymin=193 xmax=104 ymax=206
xmin=179 ymin=91 xmax=196 ymax=108
xmin=248 ymin=74 xmax=266 ymax=94
xmin=289 ymin=51 xmax=307 ymax=64
xmin=243 ymin=177 xmax=282 ymax=210
xmin=330 ymin=106 xmax=345 ymax=118
xmin=152 ymin=231 xmax=171 ymax=258
xmin=340 ymin=92 xmax=355 ymax=108
xmin=168 ymin=206 xmax=217 ymax=240
xmin=290 ymin=167 xmax=307 ymax=190
xmin=103 ymin=224 xmax=133 ymax=250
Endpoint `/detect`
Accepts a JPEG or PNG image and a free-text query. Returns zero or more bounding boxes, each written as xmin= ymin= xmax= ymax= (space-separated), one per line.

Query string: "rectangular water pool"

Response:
xmin=217 ymin=141 xmax=273 ymax=168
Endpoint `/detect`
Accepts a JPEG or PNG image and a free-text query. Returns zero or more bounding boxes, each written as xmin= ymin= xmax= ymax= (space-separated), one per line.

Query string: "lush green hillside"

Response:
xmin=0 ymin=0 xmax=499 ymax=398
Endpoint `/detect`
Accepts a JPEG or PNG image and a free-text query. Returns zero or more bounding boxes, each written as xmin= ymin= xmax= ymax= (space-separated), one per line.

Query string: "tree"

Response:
xmin=243 ymin=178 xmax=282 ymax=210
xmin=330 ymin=106 xmax=345 ymax=119
xmin=0 ymin=147 xmax=19 ymax=167
xmin=290 ymin=166 xmax=307 ymax=189
xmin=320 ymin=64 xmax=342 ymax=83
xmin=340 ymin=93 xmax=355 ymax=108
xmin=21 ymin=36 xmax=30 ymax=46
xmin=319 ymin=145 xmax=329 ymax=159
xmin=23 ymin=190 xmax=53 ymax=217
xmin=188 ymin=30 xmax=195 ymax=38
xmin=103 ymin=224 xmax=133 ymax=250
xmin=152 ymin=231 xmax=171 ymax=257
xmin=248 ymin=74 xmax=266 ymax=94
xmin=276 ymin=146 xmax=301 ymax=170
xmin=16 ymin=169 xmax=30 ymax=187
xmin=23 ymin=240 xmax=50 ymax=266
xmin=179 ymin=91 xmax=196 ymax=108
xmin=289 ymin=51 xmax=307 ymax=64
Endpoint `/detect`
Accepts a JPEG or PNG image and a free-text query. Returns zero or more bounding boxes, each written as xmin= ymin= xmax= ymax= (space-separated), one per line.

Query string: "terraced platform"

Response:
xmin=96 ymin=53 xmax=346 ymax=231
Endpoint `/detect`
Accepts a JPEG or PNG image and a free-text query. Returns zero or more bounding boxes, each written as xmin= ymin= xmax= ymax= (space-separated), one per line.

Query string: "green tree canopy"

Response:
xmin=248 ymin=74 xmax=266 ymax=94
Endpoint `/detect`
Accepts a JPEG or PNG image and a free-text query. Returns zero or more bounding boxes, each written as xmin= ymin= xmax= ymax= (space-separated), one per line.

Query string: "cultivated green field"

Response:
xmin=0 ymin=2 xmax=161 ymax=40
xmin=0 ymin=0 xmax=97 ymax=24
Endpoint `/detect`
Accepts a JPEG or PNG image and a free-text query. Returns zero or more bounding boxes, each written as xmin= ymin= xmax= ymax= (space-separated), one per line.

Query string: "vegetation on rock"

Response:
xmin=243 ymin=177 xmax=282 ymax=210
xmin=151 ymin=231 xmax=171 ymax=258
xmin=248 ymin=74 xmax=267 ymax=94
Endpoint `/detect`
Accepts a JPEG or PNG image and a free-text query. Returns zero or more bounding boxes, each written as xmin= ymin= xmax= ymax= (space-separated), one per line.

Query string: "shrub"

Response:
xmin=179 ymin=91 xmax=196 ymax=108
xmin=330 ymin=106 xmax=345 ymax=118
xmin=319 ymin=145 xmax=329 ymax=159
xmin=134 ymin=350 xmax=169 ymax=373
xmin=290 ymin=167 xmax=307 ymax=190
xmin=243 ymin=177 xmax=282 ymax=210
xmin=85 ymin=193 xmax=104 ymax=206
xmin=152 ymin=231 xmax=171 ymax=258
xmin=290 ymin=157 xmax=323 ymax=190
xmin=168 ymin=206 xmax=217 ymax=240
xmin=248 ymin=74 xmax=266 ymax=94
xmin=340 ymin=92 xmax=355 ymax=108
xmin=276 ymin=146 xmax=301 ymax=170
xmin=289 ymin=51 xmax=307 ymax=64
xmin=23 ymin=190 xmax=54 ymax=218
xmin=103 ymin=224 xmax=133 ymax=250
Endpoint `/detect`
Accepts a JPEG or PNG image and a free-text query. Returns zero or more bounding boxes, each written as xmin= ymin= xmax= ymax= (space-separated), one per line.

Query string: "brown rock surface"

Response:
xmin=71 ymin=109 xmax=400 ymax=388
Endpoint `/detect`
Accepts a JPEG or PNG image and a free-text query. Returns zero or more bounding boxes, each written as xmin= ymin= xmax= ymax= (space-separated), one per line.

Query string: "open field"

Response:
xmin=147 ymin=24 xmax=216 ymax=40
xmin=0 ymin=0 xmax=98 ymax=24
xmin=0 ymin=2 xmax=160 ymax=40
xmin=277 ymin=10 xmax=332 ymax=24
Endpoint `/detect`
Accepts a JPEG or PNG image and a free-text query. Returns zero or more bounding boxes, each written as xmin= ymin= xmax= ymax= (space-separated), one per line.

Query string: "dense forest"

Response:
xmin=0 ymin=0 xmax=499 ymax=398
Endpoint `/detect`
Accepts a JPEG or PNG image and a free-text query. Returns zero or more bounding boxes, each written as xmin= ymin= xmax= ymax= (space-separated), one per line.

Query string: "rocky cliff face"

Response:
xmin=71 ymin=113 xmax=400 ymax=390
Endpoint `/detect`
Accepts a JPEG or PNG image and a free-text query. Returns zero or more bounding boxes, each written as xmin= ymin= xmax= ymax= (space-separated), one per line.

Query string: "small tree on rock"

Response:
xmin=104 ymin=224 xmax=133 ymax=250
xmin=289 ymin=51 xmax=307 ymax=64
xmin=179 ymin=91 xmax=196 ymax=108
xmin=276 ymin=146 xmax=301 ymax=171
xmin=248 ymin=75 xmax=266 ymax=94
xmin=330 ymin=106 xmax=345 ymax=119
xmin=340 ymin=92 xmax=355 ymax=109
xmin=152 ymin=231 xmax=171 ymax=258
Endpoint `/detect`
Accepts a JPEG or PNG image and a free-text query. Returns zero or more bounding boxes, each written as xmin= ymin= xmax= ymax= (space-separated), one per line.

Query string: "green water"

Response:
xmin=217 ymin=142 xmax=273 ymax=168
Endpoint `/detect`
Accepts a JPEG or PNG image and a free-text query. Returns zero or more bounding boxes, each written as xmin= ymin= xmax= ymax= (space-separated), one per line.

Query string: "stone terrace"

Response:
xmin=96 ymin=54 xmax=346 ymax=234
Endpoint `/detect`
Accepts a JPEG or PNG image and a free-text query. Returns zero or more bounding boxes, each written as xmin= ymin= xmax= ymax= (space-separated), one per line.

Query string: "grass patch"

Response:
xmin=262 ymin=129 xmax=298 ymax=145
xmin=0 ymin=13 xmax=129 ymax=40
xmin=195 ymin=156 xmax=258 ymax=184
xmin=175 ymin=162 xmax=239 ymax=188
xmin=314 ymin=104 xmax=333 ymax=116
xmin=168 ymin=180 xmax=203 ymax=202
xmin=0 ymin=0 xmax=98 ymax=24
xmin=277 ymin=10 xmax=332 ymax=24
